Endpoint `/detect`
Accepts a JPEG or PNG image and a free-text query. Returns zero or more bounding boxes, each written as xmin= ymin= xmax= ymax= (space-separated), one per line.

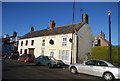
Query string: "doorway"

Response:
xmin=28 ymin=48 xmax=35 ymax=54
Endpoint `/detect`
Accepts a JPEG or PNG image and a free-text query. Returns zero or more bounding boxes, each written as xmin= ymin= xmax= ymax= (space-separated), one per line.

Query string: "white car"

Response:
xmin=69 ymin=59 xmax=120 ymax=81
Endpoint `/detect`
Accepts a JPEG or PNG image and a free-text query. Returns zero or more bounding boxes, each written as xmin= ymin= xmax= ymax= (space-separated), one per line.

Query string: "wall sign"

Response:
xmin=49 ymin=39 xmax=54 ymax=45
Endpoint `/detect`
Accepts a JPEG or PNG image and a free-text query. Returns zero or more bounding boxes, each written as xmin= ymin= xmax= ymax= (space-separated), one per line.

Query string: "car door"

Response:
xmin=39 ymin=56 xmax=48 ymax=65
xmin=77 ymin=64 xmax=91 ymax=74
xmin=20 ymin=54 xmax=26 ymax=61
xmin=92 ymin=60 xmax=108 ymax=77
xmin=78 ymin=60 xmax=96 ymax=75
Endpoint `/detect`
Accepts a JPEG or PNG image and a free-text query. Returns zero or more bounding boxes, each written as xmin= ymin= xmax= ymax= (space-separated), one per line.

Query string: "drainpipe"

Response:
xmin=70 ymin=30 xmax=74 ymax=64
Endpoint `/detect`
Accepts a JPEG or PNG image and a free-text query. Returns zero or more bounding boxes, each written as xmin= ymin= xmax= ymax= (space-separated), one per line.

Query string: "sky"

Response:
xmin=2 ymin=2 xmax=119 ymax=45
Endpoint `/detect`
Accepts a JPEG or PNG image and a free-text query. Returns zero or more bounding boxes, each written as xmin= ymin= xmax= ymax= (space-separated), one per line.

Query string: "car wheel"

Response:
xmin=70 ymin=67 xmax=77 ymax=74
xmin=18 ymin=59 xmax=20 ymax=62
xmin=35 ymin=61 xmax=40 ymax=66
xmin=103 ymin=72 xmax=114 ymax=81
xmin=48 ymin=63 xmax=52 ymax=68
xmin=8 ymin=56 xmax=11 ymax=59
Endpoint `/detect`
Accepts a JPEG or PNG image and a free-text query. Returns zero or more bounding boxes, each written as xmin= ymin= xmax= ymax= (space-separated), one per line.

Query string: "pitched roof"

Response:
xmin=20 ymin=22 xmax=85 ymax=39
xmin=99 ymin=36 xmax=111 ymax=45
xmin=95 ymin=35 xmax=111 ymax=45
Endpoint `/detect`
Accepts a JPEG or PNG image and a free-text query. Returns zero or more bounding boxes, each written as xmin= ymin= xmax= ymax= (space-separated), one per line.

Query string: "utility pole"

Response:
xmin=71 ymin=0 xmax=75 ymax=64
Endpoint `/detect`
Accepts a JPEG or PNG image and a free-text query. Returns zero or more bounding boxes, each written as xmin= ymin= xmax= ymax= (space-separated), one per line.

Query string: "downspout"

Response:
xmin=70 ymin=29 xmax=74 ymax=64
xmin=75 ymin=30 xmax=78 ymax=63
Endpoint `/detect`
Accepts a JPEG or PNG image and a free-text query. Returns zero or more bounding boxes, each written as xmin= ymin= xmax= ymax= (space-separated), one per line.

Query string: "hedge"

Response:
xmin=90 ymin=45 xmax=120 ymax=64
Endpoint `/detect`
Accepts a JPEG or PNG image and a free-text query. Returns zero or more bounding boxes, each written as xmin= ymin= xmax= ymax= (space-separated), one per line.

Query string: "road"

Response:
xmin=2 ymin=59 xmax=118 ymax=81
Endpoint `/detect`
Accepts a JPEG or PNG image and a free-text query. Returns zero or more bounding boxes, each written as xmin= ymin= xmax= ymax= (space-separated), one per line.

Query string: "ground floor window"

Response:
xmin=59 ymin=50 xmax=69 ymax=60
xmin=24 ymin=49 xmax=27 ymax=54
xmin=41 ymin=48 xmax=45 ymax=55
xmin=49 ymin=50 xmax=55 ymax=57
xmin=20 ymin=49 xmax=22 ymax=54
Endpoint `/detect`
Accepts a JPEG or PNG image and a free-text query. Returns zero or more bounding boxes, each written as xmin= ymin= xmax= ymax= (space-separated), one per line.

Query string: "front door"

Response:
xmin=29 ymin=48 xmax=35 ymax=54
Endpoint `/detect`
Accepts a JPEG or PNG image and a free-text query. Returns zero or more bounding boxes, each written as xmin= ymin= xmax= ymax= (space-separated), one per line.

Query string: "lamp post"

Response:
xmin=107 ymin=10 xmax=112 ymax=62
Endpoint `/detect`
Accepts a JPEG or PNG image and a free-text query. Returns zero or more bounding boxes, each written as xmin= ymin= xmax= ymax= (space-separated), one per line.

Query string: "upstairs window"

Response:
xmin=26 ymin=40 xmax=28 ymax=46
xmin=31 ymin=40 xmax=34 ymax=46
xmin=21 ymin=41 xmax=23 ymax=46
xmin=42 ymin=39 xmax=45 ymax=46
xmin=62 ymin=37 xmax=67 ymax=46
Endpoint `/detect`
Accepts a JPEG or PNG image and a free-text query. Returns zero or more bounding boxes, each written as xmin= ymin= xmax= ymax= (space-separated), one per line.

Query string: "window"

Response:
xmin=24 ymin=49 xmax=27 ymax=54
xmin=62 ymin=38 xmax=67 ymax=46
xmin=85 ymin=60 xmax=96 ymax=65
xmin=20 ymin=49 xmax=22 ymax=54
xmin=42 ymin=39 xmax=45 ymax=46
xmin=96 ymin=61 xmax=108 ymax=66
xmin=31 ymin=40 xmax=34 ymax=46
xmin=26 ymin=40 xmax=28 ymax=46
xmin=50 ymin=51 xmax=54 ymax=57
xmin=21 ymin=41 xmax=23 ymax=46
xmin=41 ymin=48 xmax=45 ymax=55
xmin=59 ymin=50 xmax=69 ymax=60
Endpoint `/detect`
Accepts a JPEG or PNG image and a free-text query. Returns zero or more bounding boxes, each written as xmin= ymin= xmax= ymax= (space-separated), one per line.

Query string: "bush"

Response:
xmin=90 ymin=45 xmax=120 ymax=64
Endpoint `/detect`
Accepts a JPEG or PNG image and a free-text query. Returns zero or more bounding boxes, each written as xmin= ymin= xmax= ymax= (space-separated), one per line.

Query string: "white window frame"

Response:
xmin=59 ymin=50 xmax=69 ymax=60
xmin=62 ymin=37 xmax=67 ymax=46
xmin=41 ymin=48 xmax=45 ymax=55
xmin=42 ymin=39 xmax=45 ymax=46
xmin=50 ymin=50 xmax=55 ymax=57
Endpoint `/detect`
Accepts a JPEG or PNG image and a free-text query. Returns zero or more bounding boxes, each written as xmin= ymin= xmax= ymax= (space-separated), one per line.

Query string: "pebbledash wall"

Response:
xmin=18 ymin=33 xmax=73 ymax=64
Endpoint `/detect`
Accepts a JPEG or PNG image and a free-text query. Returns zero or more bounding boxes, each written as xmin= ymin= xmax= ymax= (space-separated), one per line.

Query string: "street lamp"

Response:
xmin=107 ymin=10 xmax=112 ymax=62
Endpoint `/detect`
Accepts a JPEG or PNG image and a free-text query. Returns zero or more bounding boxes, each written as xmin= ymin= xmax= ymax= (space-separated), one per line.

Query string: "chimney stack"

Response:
xmin=12 ymin=32 xmax=17 ymax=37
xmin=48 ymin=20 xmax=55 ymax=29
xmin=100 ymin=32 xmax=105 ymax=39
xmin=30 ymin=27 xmax=34 ymax=33
xmin=82 ymin=13 xmax=88 ymax=24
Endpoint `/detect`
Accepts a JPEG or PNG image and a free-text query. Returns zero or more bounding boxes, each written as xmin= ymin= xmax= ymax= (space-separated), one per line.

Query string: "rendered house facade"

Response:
xmin=18 ymin=14 xmax=93 ymax=64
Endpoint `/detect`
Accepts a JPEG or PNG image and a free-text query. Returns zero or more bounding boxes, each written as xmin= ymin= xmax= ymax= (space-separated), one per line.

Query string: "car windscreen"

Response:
xmin=21 ymin=54 xmax=27 ymax=56
xmin=27 ymin=54 xmax=35 ymax=57
xmin=47 ymin=56 xmax=56 ymax=60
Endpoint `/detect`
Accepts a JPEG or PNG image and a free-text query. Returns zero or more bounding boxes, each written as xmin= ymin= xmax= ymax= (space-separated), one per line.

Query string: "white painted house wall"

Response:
xmin=18 ymin=23 xmax=93 ymax=65
xmin=18 ymin=34 xmax=72 ymax=65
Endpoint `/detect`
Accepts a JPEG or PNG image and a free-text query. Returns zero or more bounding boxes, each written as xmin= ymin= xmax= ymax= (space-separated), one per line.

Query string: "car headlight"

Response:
xmin=52 ymin=62 xmax=57 ymax=64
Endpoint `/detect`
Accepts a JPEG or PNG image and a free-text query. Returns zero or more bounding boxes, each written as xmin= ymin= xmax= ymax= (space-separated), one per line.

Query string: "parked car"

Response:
xmin=8 ymin=51 xmax=19 ymax=59
xmin=35 ymin=55 xmax=64 ymax=68
xmin=3 ymin=51 xmax=13 ymax=58
xmin=69 ymin=59 xmax=120 ymax=81
xmin=18 ymin=54 xmax=35 ymax=63
xmin=3 ymin=51 xmax=19 ymax=59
